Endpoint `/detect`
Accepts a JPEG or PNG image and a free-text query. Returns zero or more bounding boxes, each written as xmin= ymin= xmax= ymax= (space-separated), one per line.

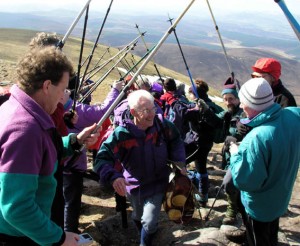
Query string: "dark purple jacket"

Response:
xmin=94 ymin=114 xmax=186 ymax=199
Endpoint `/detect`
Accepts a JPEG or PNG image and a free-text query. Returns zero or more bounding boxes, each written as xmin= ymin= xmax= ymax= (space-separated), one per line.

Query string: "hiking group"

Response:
xmin=0 ymin=31 xmax=299 ymax=246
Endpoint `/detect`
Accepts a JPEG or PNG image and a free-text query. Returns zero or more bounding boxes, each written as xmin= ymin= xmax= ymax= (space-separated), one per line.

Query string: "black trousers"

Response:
xmin=0 ymin=233 xmax=38 ymax=246
xmin=63 ymin=171 xmax=84 ymax=233
xmin=237 ymin=197 xmax=279 ymax=246
xmin=243 ymin=214 xmax=279 ymax=246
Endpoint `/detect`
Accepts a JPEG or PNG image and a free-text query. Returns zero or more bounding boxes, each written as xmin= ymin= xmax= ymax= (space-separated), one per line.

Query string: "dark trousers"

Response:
xmin=237 ymin=196 xmax=279 ymax=246
xmin=185 ymin=144 xmax=212 ymax=196
xmin=63 ymin=171 xmax=84 ymax=233
xmin=51 ymin=164 xmax=65 ymax=228
xmin=185 ymin=143 xmax=213 ymax=174
xmin=0 ymin=233 xmax=38 ymax=246
xmin=243 ymin=214 xmax=279 ymax=246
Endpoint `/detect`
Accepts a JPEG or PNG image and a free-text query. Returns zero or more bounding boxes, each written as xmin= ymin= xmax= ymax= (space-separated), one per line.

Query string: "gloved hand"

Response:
xmin=197 ymin=99 xmax=209 ymax=113
xmin=222 ymin=168 xmax=235 ymax=194
xmin=223 ymin=111 xmax=232 ymax=124
xmin=112 ymin=80 xmax=124 ymax=92
xmin=236 ymin=120 xmax=252 ymax=136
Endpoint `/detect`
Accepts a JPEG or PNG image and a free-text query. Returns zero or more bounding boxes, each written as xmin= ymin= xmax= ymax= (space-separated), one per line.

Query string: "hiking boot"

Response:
xmin=225 ymin=227 xmax=246 ymax=244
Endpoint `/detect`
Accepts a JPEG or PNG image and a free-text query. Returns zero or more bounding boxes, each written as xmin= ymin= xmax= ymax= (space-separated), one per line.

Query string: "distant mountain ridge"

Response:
xmin=0 ymin=9 xmax=299 ymax=104
xmin=0 ymin=9 xmax=299 ymax=57
xmin=131 ymin=43 xmax=300 ymax=104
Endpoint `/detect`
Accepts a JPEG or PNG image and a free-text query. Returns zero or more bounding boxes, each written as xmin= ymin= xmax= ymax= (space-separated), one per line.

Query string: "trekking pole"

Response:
xmin=73 ymin=4 xmax=89 ymax=104
xmin=275 ymin=0 xmax=300 ymax=42
xmin=57 ymin=0 xmax=92 ymax=49
xmin=78 ymin=42 xmax=136 ymax=104
xmin=167 ymin=14 xmax=199 ymax=98
xmin=82 ymin=47 xmax=110 ymax=78
xmin=205 ymin=0 xmax=234 ymax=81
xmin=115 ymin=193 xmax=128 ymax=228
xmin=64 ymin=4 xmax=90 ymax=129
xmin=68 ymin=0 xmax=196 ymax=160
xmin=135 ymin=24 xmax=164 ymax=81
xmin=80 ymin=0 xmax=114 ymax=84
xmin=204 ymin=184 xmax=224 ymax=221
xmin=119 ymin=48 xmax=146 ymax=84
xmin=81 ymin=32 xmax=145 ymax=85
xmin=79 ymin=42 xmax=153 ymax=105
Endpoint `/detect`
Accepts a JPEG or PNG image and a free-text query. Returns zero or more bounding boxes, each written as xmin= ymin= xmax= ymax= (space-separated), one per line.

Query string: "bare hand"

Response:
xmin=112 ymin=178 xmax=129 ymax=197
xmin=77 ymin=123 xmax=101 ymax=147
xmin=61 ymin=231 xmax=79 ymax=246
xmin=229 ymin=142 xmax=239 ymax=155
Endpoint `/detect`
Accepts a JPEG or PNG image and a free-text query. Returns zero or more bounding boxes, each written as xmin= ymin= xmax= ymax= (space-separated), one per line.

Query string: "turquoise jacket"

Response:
xmin=230 ymin=103 xmax=300 ymax=222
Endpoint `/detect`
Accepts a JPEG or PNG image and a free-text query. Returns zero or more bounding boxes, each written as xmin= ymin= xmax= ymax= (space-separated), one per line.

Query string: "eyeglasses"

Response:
xmin=136 ymin=106 xmax=157 ymax=114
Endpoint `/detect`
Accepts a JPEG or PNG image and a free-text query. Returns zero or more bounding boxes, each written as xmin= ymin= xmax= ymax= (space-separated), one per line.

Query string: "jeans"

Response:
xmin=127 ymin=192 xmax=164 ymax=234
xmin=63 ymin=171 xmax=84 ymax=233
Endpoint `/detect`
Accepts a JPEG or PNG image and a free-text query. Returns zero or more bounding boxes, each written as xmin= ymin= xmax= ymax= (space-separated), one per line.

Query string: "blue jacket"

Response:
xmin=94 ymin=115 xmax=186 ymax=199
xmin=230 ymin=103 xmax=300 ymax=222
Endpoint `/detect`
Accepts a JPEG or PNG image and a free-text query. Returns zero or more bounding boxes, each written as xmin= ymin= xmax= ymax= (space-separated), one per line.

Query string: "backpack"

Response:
xmin=163 ymin=169 xmax=195 ymax=224
xmin=163 ymin=95 xmax=194 ymax=137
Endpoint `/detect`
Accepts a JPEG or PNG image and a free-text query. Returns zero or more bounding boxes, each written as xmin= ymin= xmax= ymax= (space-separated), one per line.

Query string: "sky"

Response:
xmin=1 ymin=0 xmax=300 ymax=17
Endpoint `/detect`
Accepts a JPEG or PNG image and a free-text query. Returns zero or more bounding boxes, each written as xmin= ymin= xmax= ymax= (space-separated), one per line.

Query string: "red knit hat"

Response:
xmin=251 ymin=58 xmax=281 ymax=81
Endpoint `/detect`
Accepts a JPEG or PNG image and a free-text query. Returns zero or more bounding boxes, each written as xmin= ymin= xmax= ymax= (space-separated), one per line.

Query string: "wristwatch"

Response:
xmin=70 ymin=134 xmax=82 ymax=151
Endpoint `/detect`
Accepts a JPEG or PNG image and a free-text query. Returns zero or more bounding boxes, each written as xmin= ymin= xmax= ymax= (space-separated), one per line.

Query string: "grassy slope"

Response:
xmin=0 ymin=28 xmax=221 ymax=102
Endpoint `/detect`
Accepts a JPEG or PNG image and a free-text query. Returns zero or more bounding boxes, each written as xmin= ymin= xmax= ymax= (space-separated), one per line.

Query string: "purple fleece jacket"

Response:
xmin=64 ymin=87 xmax=119 ymax=171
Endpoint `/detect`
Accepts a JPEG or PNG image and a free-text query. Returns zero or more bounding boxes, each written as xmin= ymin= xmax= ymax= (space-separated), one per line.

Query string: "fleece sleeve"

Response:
xmin=0 ymin=127 xmax=63 ymax=245
xmin=93 ymin=130 xmax=123 ymax=185
xmin=230 ymin=133 xmax=268 ymax=192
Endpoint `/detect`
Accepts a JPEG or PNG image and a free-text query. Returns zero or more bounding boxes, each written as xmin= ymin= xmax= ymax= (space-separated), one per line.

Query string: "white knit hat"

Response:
xmin=238 ymin=78 xmax=274 ymax=112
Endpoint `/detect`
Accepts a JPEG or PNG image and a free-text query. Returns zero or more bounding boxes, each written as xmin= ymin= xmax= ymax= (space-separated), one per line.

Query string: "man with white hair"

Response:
xmin=94 ymin=90 xmax=186 ymax=246
xmin=228 ymin=78 xmax=300 ymax=245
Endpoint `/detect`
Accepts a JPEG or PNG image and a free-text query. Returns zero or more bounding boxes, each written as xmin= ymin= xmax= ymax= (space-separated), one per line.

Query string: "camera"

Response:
xmin=78 ymin=233 xmax=93 ymax=246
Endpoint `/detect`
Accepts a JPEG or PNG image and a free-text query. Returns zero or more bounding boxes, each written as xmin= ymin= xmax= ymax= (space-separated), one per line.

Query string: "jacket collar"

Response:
xmin=11 ymin=85 xmax=55 ymax=131
xmin=241 ymin=103 xmax=281 ymax=128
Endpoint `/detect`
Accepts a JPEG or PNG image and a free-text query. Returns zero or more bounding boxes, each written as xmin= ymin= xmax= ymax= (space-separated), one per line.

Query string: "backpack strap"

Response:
xmin=154 ymin=114 xmax=168 ymax=145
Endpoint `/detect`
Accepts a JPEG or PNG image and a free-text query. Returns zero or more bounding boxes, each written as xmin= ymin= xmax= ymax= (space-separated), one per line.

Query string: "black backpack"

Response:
xmin=163 ymin=95 xmax=193 ymax=137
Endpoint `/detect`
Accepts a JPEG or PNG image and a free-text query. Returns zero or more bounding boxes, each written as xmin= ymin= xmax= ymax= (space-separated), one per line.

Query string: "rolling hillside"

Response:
xmin=0 ymin=28 xmax=222 ymax=102
xmin=0 ymin=28 xmax=299 ymax=105
xmin=132 ymin=43 xmax=300 ymax=104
